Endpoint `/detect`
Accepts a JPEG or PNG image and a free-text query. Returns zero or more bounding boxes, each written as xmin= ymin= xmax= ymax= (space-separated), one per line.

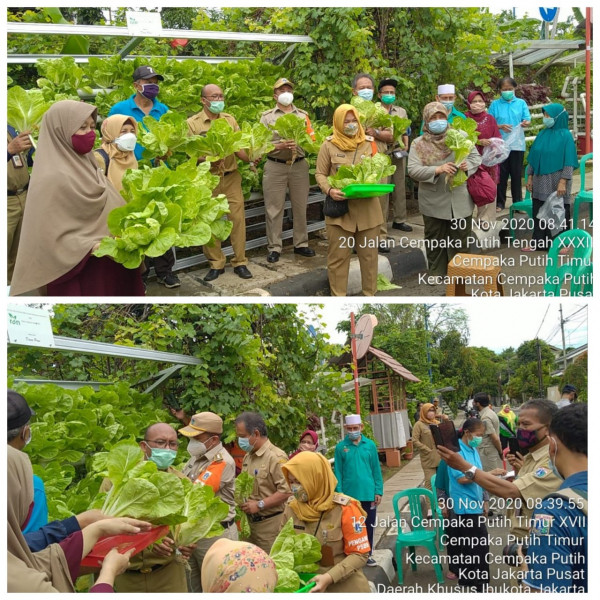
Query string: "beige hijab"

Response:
xmin=7 ymin=445 xmax=74 ymax=592
xmin=10 ymin=100 xmax=125 ymax=296
xmin=201 ymin=539 xmax=278 ymax=593
xmin=99 ymin=114 xmax=139 ymax=192
xmin=413 ymin=101 xmax=453 ymax=165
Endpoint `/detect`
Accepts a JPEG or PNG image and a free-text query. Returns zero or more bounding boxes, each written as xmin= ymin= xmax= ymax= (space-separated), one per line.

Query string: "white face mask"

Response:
xmin=188 ymin=437 xmax=210 ymax=458
xmin=23 ymin=427 xmax=32 ymax=447
xmin=114 ymin=132 xmax=137 ymax=152
xmin=277 ymin=92 xmax=294 ymax=107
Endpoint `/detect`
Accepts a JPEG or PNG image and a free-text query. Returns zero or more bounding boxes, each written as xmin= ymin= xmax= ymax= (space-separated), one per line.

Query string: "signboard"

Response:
xmin=7 ymin=305 xmax=55 ymax=348
xmin=539 ymin=8 xmax=559 ymax=22
xmin=126 ymin=11 xmax=163 ymax=37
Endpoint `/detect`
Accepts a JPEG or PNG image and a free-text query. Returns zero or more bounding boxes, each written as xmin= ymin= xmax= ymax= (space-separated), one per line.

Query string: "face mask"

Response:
xmin=238 ymin=436 xmax=255 ymax=452
xmin=348 ymin=431 xmax=361 ymax=441
xmin=470 ymin=102 xmax=486 ymax=114
xmin=441 ymin=101 xmax=454 ymax=112
xmin=468 ymin=436 xmax=483 ymax=448
xmin=208 ymin=101 xmax=225 ymax=114
xmin=501 ymin=90 xmax=514 ymax=101
xmin=549 ymin=437 xmax=563 ymax=480
xmin=516 ymin=427 xmax=545 ymax=450
xmin=71 ymin=130 xmax=96 ymax=155
xmin=187 ymin=438 xmax=208 ymax=458
xmin=357 ymin=89 xmax=374 ymax=101
xmin=291 ymin=484 xmax=309 ymax=503
xmin=381 ymin=94 xmax=396 ymax=105
xmin=277 ymin=92 xmax=294 ymax=107
xmin=141 ymin=83 xmax=160 ymax=100
xmin=148 ymin=447 xmax=177 ymax=470
xmin=23 ymin=428 xmax=32 ymax=447
xmin=343 ymin=122 xmax=359 ymax=137
xmin=427 ymin=119 xmax=448 ymax=135
xmin=543 ymin=111 xmax=566 ymax=129
xmin=114 ymin=132 xmax=137 ymax=152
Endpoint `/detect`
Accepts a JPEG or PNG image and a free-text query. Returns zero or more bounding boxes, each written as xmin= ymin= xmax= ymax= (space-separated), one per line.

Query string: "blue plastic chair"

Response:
xmin=509 ymin=170 xmax=533 ymax=240
xmin=573 ymin=152 xmax=593 ymax=228
xmin=393 ymin=488 xmax=444 ymax=585
xmin=544 ymin=229 xmax=593 ymax=296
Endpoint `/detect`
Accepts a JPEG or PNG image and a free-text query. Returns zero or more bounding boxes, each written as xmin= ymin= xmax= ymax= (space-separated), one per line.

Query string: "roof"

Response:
xmin=367 ymin=346 xmax=421 ymax=383
xmin=492 ymin=39 xmax=585 ymax=67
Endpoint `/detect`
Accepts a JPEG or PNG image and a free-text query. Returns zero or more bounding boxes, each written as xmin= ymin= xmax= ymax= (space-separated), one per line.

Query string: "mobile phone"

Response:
xmin=164 ymin=391 xmax=181 ymax=411
xmin=508 ymin=437 xmax=527 ymax=456
xmin=429 ymin=421 xmax=460 ymax=452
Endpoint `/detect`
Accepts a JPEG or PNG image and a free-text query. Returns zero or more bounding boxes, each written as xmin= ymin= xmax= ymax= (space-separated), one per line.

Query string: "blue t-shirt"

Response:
xmin=108 ymin=94 xmax=169 ymax=160
xmin=523 ymin=471 xmax=587 ymax=593
xmin=488 ymin=97 xmax=531 ymax=151
xmin=22 ymin=475 xmax=48 ymax=534
xmin=448 ymin=439 xmax=484 ymax=514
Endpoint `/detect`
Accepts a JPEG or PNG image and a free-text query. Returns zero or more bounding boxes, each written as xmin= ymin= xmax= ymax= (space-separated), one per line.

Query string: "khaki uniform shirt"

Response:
xmin=315 ymin=138 xmax=384 ymax=233
xmin=242 ymin=439 xmax=290 ymax=517
xmin=509 ymin=444 xmax=562 ymax=538
xmin=411 ymin=420 xmax=441 ymax=470
xmin=260 ymin=105 xmax=310 ymax=161
xmin=187 ymin=109 xmax=240 ymax=175
xmin=7 ymin=132 xmax=30 ymax=192
xmin=479 ymin=406 xmax=500 ymax=452
xmin=182 ymin=443 xmax=237 ymax=522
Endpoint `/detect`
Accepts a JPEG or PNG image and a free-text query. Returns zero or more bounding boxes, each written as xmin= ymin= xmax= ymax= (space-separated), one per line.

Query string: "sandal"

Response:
xmin=446 ymin=572 xmax=458 ymax=580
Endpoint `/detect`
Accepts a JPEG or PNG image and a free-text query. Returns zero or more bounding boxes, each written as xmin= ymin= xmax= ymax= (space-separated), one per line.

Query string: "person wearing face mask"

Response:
xmin=523 ymin=103 xmax=579 ymax=253
xmin=315 ymin=104 xmax=383 ymax=296
xmin=260 ymin=78 xmax=316 ymax=263
xmin=418 ymin=84 xmax=467 ymax=134
xmin=9 ymin=100 xmax=144 ymax=297
xmin=408 ymin=102 xmax=482 ymax=279
xmin=187 ymin=83 xmax=253 ymax=282
xmin=521 ymin=403 xmax=587 ymax=592
xmin=488 ymin=77 xmax=531 ymax=211
xmin=234 ymin=412 xmax=292 ymax=553
xmin=288 ymin=429 xmax=320 ymax=459
xmin=280 ymin=451 xmax=371 ymax=593
xmin=178 ymin=412 xmax=238 ymax=592
xmin=333 ymin=414 xmax=383 ymax=567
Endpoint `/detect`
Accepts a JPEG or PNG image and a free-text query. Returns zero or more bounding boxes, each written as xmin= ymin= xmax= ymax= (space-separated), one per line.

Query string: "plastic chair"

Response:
xmin=573 ymin=152 xmax=593 ymax=228
xmin=509 ymin=170 xmax=533 ymax=240
xmin=544 ymin=229 xmax=593 ymax=296
xmin=430 ymin=474 xmax=445 ymax=549
xmin=393 ymin=488 xmax=444 ymax=585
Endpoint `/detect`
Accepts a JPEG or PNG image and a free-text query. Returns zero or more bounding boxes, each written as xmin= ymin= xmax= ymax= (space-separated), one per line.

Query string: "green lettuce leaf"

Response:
xmin=241 ymin=121 xmax=275 ymax=162
xmin=7 ymin=86 xmax=53 ymax=134
xmin=390 ymin=115 xmax=412 ymax=148
xmin=234 ymin=472 xmax=255 ymax=540
xmin=327 ymin=153 xmax=396 ymax=188
xmin=268 ymin=113 xmax=313 ymax=155
xmin=350 ymin=96 xmax=393 ymax=129
xmin=187 ymin=118 xmax=248 ymax=162
xmin=445 ymin=128 xmax=475 ymax=188
xmin=377 ymin=273 xmax=401 ymax=291
xmin=139 ymin=111 xmax=191 ymax=160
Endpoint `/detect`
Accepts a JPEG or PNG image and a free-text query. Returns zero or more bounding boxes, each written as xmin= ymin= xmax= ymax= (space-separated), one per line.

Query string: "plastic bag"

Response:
xmin=481 ymin=137 xmax=510 ymax=167
xmin=467 ymin=166 xmax=496 ymax=207
xmin=502 ymin=126 xmax=524 ymax=152
xmin=536 ymin=192 xmax=565 ymax=237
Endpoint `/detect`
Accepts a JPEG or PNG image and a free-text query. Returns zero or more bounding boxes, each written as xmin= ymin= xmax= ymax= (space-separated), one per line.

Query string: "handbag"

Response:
xmin=323 ymin=194 xmax=349 ymax=218
xmin=467 ymin=166 xmax=496 ymax=207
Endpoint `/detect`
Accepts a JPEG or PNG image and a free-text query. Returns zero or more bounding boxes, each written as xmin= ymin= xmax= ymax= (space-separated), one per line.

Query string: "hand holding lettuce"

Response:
xmin=268 ymin=113 xmax=315 ymax=163
xmin=444 ymin=129 xmax=475 ymax=188
xmin=327 ymin=154 xmax=396 ymax=190
xmin=234 ymin=472 xmax=255 ymax=540
xmin=350 ymin=96 xmax=392 ymax=130
xmin=7 ymin=86 xmax=53 ymax=148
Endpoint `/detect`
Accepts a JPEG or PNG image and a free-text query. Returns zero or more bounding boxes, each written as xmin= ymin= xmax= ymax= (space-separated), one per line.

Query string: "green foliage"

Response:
xmin=327 ymin=154 xmax=396 ymax=188
xmin=138 ymin=111 xmax=192 ymax=164
xmin=390 ymin=115 xmax=412 ymax=147
xmin=234 ymin=472 xmax=255 ymax=539
xmin=445 ymin=128 xmax=475 ymax=188
xmin=6 ymin=86 xmax=52 ymax=134
xmin=351 ymin=96 xmax=394 ymax=129
xmin=189 ymin=118 xmax=248 ymax=162
xmin=240 ymin=121 xmax=275 ymax=162
xmin=268 ymin=113 xmax=314 ymax=161
xmin=560 ymin=352 xmax=587 ymax=403
xmin=376 ymin=274 xmax=400 ymax=291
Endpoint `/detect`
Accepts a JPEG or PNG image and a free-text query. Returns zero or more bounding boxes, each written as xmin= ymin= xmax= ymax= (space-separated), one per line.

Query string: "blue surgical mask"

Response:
xmin=549 ymin=437 xmax=564 ymax=480
xmin=543 ymin=117 xmax=555 ymax=128
xmin=348 ymin=431 xmax=361 ymax=441
xmin=441 ymin=101 xmax=454 ymax=112
xmin=468 ymin=436 xmax=483 ymax=449
xmin=148 ymin=448 xmax=177 ymax=470
xmin=238 ymin=436 xmax=255 ymax=452
xmin=357 ymin=89 xmax=374 ymax=101
xmin=501 ymin=90 xmax=514 ymax=101
xmin=428 ymin=119 xmax=448 ymax=135
xmin=208 ymin=100 xmax=225 ymax=114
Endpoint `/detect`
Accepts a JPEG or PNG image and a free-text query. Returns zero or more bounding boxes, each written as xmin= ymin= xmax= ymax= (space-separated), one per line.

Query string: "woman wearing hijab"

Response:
xmin=200 ymin=538 xmax=278 ymax=593
xmin=498 ymin=404 xmax=517 ymax=450
xmin=289 ymin=429 xmax=319 ymax=459
xmin=280 ymin=451 xmax=371 ymax=593
xmin=315 ymin=104 xmax=384 ymax=296
xmin=10 ymin=100 xmax=144 ymax=296
xmin=411 ymin=403 xmax=442 ymax=516
xmin=524 ymin=103 xmax=579 ymax=252
xmin=465 ymin=90 xmax=502 ymax=228
xmin=408 ymin=102 xmax=482 ymax=277
xmin=8 ymin=445 xmax=151 ymax=592
xmin=94 ymin=115 xmax=139 ymax=192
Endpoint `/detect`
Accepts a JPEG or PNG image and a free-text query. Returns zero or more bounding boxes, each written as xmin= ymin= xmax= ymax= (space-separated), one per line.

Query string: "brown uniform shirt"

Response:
xmin=242 ymin=439 xmax=290 ymax=517
xmin=7 ymin=132 xmax=30 ymax=192
xmin=479 ymin=405 xmax=500 ymax=452
xmin=411 ymin=420 xmax=441 ymax=470
xmin=187 ymin=109 xmax=240 ymax=175
xmin=259 ymin=105 xmax=310 ymax=161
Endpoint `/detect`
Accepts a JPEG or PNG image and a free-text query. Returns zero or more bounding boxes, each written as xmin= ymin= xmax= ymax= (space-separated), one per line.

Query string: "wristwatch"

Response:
xmin=463 ymin=466 xmax=478 ymax=480
xmin=257 ymin=499 xmax=265 ymax=510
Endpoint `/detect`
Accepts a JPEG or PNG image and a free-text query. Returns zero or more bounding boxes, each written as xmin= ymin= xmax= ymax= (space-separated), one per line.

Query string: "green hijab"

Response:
xmin=527 ymin=103 xmax=578 ymax=176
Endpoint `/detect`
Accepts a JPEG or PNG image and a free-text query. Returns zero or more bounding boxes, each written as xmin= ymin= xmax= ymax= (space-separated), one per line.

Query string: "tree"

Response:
xmin=560 ymin=352 xmax=587 ymax=402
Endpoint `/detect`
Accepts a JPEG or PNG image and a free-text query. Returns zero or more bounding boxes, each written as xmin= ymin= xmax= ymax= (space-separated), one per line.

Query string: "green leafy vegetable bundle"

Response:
xmin=7 ymin=86 xmax=53 ymax=145
xmin=269 ymin=518 xmax=322 ymax=593
xmin=234 ymin=472 xmax=255 ymax=540
xmin=444 ymin=128 xmax=476 ymax=188
xmin=390 ymin=115 xmax=412 ymax=148
xmin=187 ymin=118 xmax=249 ymax=163
xmin=93 ymin=159 xmax=232 ymax=269
xmin=268 ymin=113 xmax=314 ymax=163
xmin=138 ymin=111 xmax=192 ymax=164
xmin=350 ymin=96 xmax=393 ymax=130
xmin=327 ymin=153 xmax=396 ymax=189
xmin=240 ymin=121 xmax=275 ymax=162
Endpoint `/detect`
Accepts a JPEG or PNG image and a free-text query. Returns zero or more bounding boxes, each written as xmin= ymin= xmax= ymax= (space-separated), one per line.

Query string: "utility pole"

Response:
xmin=424 ymin=305 xmax=433 ymax=383
xmin=559 ymin=304 xmax=568 ymax=373
xmin=536 ymin=339 xmax=544 ymax=398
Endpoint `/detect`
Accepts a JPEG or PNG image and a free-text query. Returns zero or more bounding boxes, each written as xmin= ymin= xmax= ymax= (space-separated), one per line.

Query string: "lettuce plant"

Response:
xmin=327 ymin=153 xmax=396 ymax=189
xmin=234 ymin=472 xmax=255 ymax=539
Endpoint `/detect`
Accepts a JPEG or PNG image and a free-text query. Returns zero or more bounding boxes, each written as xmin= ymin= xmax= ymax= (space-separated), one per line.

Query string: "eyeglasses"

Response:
xmin=204 ymin=94 xmax=225 ymax=101
xmin=144 ymin=439 xmax=179 ymax=450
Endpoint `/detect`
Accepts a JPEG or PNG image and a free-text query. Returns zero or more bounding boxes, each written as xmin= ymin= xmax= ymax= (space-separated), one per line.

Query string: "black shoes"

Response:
xmin=234 ymin=265 xmax=253 ymax=279
xmin=392 ymin=222 xmax=413 ymax=232
xmin=294 ymin=247 xmax=316 ymax=257
xmin=157 ymin=273 xmax=181 ymax=288
xmin=203 ymin=268 xmax=225 ymax=282
xmin=379 ymin=243 xmax=391 ymax=254
xmin=267 ymin=251 xmax=280 ymax=263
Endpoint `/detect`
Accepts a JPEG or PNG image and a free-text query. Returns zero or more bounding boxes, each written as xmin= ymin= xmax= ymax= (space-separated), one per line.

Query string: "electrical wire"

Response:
xmin=534 ymin=304 xmax=551 ymax=339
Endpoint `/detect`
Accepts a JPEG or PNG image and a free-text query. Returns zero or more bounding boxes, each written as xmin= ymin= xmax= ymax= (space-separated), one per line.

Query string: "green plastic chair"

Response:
xmin=393 ymin=488 xmax=444 ymax=585
xmin=544 ymin=229 xmax=593 ymax=296
xmin=509 ymin=170 xmax=533 ymax=240
xmin=573 ymin=152 xmax=593 ymax=228
xmin=430 ymin=474 xmax=445 ymax=549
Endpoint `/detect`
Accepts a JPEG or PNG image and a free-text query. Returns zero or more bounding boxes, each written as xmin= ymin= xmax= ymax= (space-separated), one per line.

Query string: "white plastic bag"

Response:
xmin=536 ymin=192 xmax=565 ymax=237
xmin=502 ymin=126 xmax=524 ymax=152
xmin=481 ymin=137 xmax=510 ymax=167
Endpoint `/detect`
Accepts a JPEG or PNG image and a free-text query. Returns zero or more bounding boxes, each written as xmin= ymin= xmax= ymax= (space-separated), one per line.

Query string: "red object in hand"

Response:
xmin=80 ymin=525 xmax=169 ymax=567
xmin=170 ymin=39 xmax=189 ymax=48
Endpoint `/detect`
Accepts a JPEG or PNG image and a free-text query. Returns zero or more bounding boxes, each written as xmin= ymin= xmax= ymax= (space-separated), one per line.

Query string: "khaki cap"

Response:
xmin=179 ymin=411 xmax=223 ymax=437
xmin=274 ymin=77 xmax=294 ymax=91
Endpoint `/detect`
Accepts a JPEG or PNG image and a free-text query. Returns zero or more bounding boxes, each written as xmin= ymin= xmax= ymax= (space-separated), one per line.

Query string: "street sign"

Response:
xmin=7 ymin=305 xmax=54 ymax=347
xmin=539 ymin=8 xmax=559 ymax=22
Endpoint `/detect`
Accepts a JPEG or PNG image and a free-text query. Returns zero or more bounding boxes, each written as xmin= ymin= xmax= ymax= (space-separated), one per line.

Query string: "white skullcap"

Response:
xmin=437 ymin=84 xmax=455 ymax=95
xmin=345 ymin=414 xmax=362 ymax=426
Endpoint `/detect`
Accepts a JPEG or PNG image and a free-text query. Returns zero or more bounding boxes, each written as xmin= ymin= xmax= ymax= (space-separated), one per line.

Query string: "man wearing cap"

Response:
xmin=109 ymin=65 xmax=180 ymax=290
xmin=557 ymin=384 xmax=578 ymax=408
xmin=333 ymin=414 xmax=383 ymax=567
xmin=235 ymin=411 xmax=291 ymax=553
xmin=187 ymin=83 xmax=253 ymax=282
xmin=432 ymin=397 xmax=449 ymax=421
xmin=378 ymin=78 xmax=413 ymax=235
xmin=179 ymin=412 xmax=238 ymax=592
xmin=260 ymin=78 xmax=316 ymax=264
xmin=419 ymin=84 xmax=466 ymax=134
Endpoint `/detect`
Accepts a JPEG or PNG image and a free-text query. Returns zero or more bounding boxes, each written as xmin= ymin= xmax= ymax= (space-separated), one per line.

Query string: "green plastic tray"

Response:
xmin=295 ymin=573 xmax=317 ymax=593
xmin=341 ymin=183 xmax=395 ymax=198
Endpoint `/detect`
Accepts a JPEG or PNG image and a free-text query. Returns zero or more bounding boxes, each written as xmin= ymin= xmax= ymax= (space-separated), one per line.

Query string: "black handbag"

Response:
xmin=323 ymin=194 xmax=349 ymax=218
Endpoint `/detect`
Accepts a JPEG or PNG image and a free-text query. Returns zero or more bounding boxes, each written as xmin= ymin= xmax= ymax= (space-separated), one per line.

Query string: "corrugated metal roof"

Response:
xmin=367 ymin=346 xmax=421 ymax=383
xmin=492 ymin=39 xmax=585 ymax=66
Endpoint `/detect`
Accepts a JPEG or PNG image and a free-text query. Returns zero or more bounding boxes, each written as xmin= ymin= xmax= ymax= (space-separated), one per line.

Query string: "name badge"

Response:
xmin=11 ymin=154 xmax=24 ymax=168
